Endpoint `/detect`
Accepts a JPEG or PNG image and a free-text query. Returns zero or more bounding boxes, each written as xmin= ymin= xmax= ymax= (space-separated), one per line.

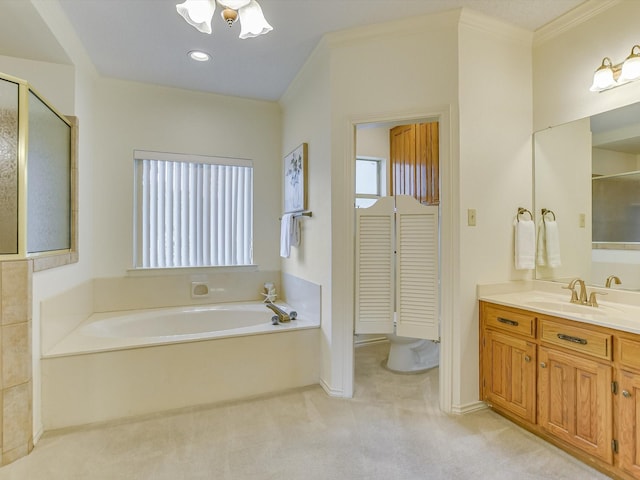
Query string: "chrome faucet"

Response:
xmin=265 ymin=301 xmax=291 ymax=323
xmin=564 ymin=278 xmax=588 ymax=305
xmin=605 ymin=275 xmax=622 ymax=288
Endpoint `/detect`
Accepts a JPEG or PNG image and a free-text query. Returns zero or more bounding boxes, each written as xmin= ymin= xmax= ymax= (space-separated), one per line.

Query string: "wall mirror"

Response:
xmin=533 ymin=101 xmax=640 ymax=290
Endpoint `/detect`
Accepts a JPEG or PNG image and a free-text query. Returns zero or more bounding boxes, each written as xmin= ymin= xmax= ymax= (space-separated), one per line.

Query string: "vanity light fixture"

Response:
xmin=176 ymin=0 xmax=273 ymax=38
xmin=590 ymin=44 xmax=640 ymax=92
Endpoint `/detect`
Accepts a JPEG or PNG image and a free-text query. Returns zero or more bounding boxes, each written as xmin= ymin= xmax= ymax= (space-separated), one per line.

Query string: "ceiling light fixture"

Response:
xmin=188 ymin=50 xmax=211 ymax=61
xmin=176 ymin=0 xmax=272 ymax=39
xmin=590 ymin=44 xmax=640 ymax=92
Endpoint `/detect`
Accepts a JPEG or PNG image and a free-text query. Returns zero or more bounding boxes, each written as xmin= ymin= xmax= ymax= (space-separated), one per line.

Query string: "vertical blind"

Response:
xmin=134 ymin=151 xmax=253 ymax=268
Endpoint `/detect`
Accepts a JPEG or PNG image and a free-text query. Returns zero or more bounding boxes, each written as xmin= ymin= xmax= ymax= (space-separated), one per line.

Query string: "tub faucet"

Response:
xmin=265 ymin=301 xmax=291 ymax=323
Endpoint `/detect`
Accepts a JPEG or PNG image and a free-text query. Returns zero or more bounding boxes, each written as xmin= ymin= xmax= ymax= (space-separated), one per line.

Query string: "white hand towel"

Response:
xmin=280 ymin=213 xmax=294 ymax=258
xmin=291 ymin=216 xmax=300 ymax=248
xmin=536 ymin=220 xmax=547 ymax=266
xmin=514 ymin=219 xmax=535 ymax=270
xmin=544 ymin=220 xmax=561 ymax=268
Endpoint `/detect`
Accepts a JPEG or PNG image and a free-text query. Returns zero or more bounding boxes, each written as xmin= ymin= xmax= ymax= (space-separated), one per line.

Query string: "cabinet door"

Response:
xmin=538 ymin=347 xmax=613 ymax=464
xmin=619 ymin=370 xmax=640 ymax=478
xmin=482 ymin=329 xmax=536 ymax=423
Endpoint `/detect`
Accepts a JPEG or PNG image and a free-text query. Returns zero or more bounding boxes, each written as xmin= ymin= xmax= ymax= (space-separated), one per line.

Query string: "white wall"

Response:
xmin=280 ymin=44 xmax=333 ymax=391
xmin=90 ymin=78 xmax=282 ymax=277
xmin=533 ymin=0 xmax=640 ymax=295
xmin=327 ymin=11 xmax=460 ymax=400
xmin=533 ymin=0 xmax=640 ymax=131
xmin=457 ymin=12 xmax=533 ymax=409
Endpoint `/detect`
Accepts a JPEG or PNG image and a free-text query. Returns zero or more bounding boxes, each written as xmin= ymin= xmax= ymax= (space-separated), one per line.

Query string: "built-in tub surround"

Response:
xmin=40 ymin=270 xmax=283 ymax=354
xmin=46 ymin=301 xmax=318 ymax=357
xmin=0 ymin=260 xmax=33 ymax=465
xmin=40 ymin=272 xmax=321 ymax=429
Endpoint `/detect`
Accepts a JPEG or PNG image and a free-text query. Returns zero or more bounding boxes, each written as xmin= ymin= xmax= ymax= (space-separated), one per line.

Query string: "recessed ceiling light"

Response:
xmin=188 ymin=50 xmax=211 ymax=62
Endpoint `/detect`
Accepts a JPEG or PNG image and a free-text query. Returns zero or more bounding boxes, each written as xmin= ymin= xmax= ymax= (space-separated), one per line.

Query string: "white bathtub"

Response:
xmin=42 ymin=301 xmax=320 ymax=429
xmin=45 ymin=301 xmax=317 ymax=357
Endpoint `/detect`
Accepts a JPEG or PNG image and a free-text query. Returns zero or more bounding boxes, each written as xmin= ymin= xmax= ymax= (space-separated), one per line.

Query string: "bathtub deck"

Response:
xmin=44 ymin=301 xmax=319 ymax=358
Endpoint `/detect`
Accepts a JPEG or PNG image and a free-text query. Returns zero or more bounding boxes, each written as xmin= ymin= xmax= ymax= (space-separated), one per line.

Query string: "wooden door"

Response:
xmin=619 ymin=370 xmax=640 ymax=478
xmin=390 ymin=122 xmax=439 ymax=205
xmin=482 ymin=329 xmax=536 ymax=423
xmin=416 ymin=122 xmax=439 ymax=205
xmin=390 ymin=124 xmax=415 ymax=198
xmin=538 ymin=347 xmax=613 ymax=464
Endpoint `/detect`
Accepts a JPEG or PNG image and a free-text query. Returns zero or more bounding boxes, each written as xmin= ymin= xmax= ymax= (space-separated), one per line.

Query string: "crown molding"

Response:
xmin=459 ymin=9 xmax=532 ymax=46
xmin=534 ymin=0 xmax=622 ymax=47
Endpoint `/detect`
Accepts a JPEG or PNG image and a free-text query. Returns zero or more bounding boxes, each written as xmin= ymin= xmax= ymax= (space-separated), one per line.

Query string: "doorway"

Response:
xmin=353 ymin=117 xmax=441 ymax=399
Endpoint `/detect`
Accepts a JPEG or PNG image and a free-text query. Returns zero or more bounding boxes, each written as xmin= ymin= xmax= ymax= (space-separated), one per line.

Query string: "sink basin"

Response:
xmin=525 ymin=300 xmax=609 ymax=318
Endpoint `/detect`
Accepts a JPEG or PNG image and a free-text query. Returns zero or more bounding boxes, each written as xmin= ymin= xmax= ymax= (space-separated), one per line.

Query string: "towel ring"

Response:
xmin=541 ymin=208 xmax=556 ymax=221
xmin=517 ymin=207 xmax=533 ymax=222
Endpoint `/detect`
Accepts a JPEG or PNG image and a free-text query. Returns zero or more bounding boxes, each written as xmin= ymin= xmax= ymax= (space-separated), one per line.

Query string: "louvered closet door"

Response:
xmin=354 ymin=196 xmax=395 ymax=334
xmin=395 ymin=195 xmax=439 ymax=340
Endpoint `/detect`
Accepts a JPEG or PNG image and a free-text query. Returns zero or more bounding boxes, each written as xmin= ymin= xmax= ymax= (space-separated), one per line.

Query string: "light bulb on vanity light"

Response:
xmin=620 ymin=45 xmax=640 ymax=81
xmin=590 ymin=57 xmax=616 ymax=92
xmin=590 ymin=43 xmax=640 ymax=92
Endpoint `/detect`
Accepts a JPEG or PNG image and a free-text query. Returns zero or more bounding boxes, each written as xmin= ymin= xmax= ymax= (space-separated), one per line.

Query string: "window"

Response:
xmin=593 ymin=171 xmax=640 ymax=246
xmin=134 ymin=150 xmax=253 ymax=268
xmin=355 ymin=156 xmax=384 ymax=208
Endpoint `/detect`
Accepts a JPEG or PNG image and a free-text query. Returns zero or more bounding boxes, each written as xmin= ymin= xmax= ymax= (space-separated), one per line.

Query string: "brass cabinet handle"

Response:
xmin=623 ymin=390 xmax=632 ymax=398
xmin=497 ymin=317 xmax=519 ymax=327
xmin=540 ymin=362 xmax=547 ymax=368
xmin=524 ymin=355 xmax=531 ymax=362
xmin=557 ymin=333 xmax=588 ymax=345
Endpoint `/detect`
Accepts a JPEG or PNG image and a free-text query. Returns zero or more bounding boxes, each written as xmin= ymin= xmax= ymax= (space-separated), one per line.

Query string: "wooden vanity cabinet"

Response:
xmin=480 ymin=303 xmax=537 ymax=423
xmin=537 ymin=346 xmax=613 ymax=464
xmin=617 ymin=336 xmax=640 ymax=478
xmin=479 ymin=301 xmax=626 ymax=478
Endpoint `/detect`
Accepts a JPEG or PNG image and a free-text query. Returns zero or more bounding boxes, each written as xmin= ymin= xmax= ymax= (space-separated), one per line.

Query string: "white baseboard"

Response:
xmin=320 ymin=377 xmax=347 ymax=398
xmin=354 ymin=336 xmax=388 ymax=347
xmin=33 ymin=425 xmax=44 ymax=445
xmin=450 ymin=400 xmax=487 ymax=415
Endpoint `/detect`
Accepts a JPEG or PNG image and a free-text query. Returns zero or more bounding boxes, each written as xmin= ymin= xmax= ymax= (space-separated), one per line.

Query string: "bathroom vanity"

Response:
xmin=479 ymin=290 xmax=640 ymax=480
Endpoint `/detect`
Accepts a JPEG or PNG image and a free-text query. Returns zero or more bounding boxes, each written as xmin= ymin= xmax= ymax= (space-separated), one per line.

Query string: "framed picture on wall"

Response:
xmin=283 ymin=142 xmax=308 ymax=213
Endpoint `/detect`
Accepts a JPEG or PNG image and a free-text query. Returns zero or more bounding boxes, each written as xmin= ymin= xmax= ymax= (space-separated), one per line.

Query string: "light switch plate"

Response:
xmin=468 ymin=209 xmax=477 ymax=226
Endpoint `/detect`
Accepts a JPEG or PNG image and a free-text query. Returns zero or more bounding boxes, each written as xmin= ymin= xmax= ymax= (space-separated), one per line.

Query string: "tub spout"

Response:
xmin=265 ymin=301 xmax=291 ymax=323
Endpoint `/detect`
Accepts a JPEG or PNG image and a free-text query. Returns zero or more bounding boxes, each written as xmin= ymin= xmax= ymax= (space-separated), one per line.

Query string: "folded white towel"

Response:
xmin=280 ymin=214 xmax=293 ymax=258
xmin=544 ymin=220 xmax=562 ymax=268
xmin=515 ymin=219 xmax=535 ymax=270
xmin=536 ymin=219 xmax=561 ymax=268
xmin=280 ymin=214 xmax=301 ymax=258
xmin=536 ymin=220 xmax=547 ymax=266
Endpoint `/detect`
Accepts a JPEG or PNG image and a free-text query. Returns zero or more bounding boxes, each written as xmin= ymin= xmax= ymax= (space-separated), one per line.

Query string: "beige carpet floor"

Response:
xmin=0 ymin=342 xmax=610 ymax=479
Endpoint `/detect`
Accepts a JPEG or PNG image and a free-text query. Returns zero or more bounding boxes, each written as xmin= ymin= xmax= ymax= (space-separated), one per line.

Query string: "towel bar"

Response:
xmin=279 ymin=211 xmax=313 ymax=221
xmin=517 ymin=207 xmax=533 ymax=222
xmin=541 ymin=208 xmax=556 ymax=221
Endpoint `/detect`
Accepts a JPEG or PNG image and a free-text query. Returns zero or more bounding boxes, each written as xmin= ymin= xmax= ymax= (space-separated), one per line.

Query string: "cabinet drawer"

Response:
xmin=540 ymin=319 xmax=611 ymax=360
xmin=483 ymin=304 xmax=536 ymax=338
xmin=619 ymin=337 xmax=640 ymax=371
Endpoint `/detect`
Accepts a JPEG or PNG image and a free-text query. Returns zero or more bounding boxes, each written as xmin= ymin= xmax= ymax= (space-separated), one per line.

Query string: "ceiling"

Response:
xmin=2 ymin=0 xmax=588 ymax=102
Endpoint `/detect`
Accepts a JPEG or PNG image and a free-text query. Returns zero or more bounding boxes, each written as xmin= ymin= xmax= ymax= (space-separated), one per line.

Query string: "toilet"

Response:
xmin=384 ymin=329 xmax=439 ymax=373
